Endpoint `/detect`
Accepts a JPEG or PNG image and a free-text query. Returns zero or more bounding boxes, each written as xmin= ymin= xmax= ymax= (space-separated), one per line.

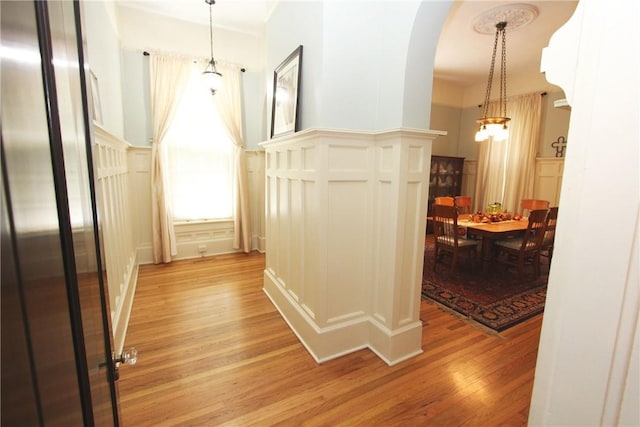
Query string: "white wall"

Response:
xmin=266 ymin=1 xmax=324 ymax=135
xmin=529 ymin=0 xmax=639 ymax=424
xmin=265 ymin=1 xmax=452 ymax=135
xmin=402 ymin=2 xmax=452 ymax=129
xmin=120 ymin=51 xmax=151 ymax=146
xmin=242 ymin=71 xmax=267 ymax=148
xmin=320 ymin=2 xmax=419 ymax=130
xmin=82 ymin=1 xmax=125 ymax=139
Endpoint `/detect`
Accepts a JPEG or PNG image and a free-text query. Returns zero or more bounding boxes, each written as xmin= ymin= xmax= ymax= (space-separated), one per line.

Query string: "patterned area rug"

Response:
xmin=422 ymin=240 xmax=548 ymax=332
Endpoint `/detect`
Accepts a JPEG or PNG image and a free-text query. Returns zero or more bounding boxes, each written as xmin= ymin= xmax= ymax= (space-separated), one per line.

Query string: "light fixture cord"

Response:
xmin=480 ymin=25 xmax=500 ymax=119
xmin=480 ymin=22 xmax=509 ymax=120
xmin=208 ymin=0 xmax=215 ymax=68
xmin=500 ymin=25 xmax=507 ymax=118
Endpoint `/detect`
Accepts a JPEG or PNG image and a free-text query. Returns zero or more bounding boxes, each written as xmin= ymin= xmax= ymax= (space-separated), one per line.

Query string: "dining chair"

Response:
xmin=494 ymin=208 xmax=548 ymax=279
xmin=520 ymin=199 xmax=550 ymax=216
xmin=434 ymin=196 xmax=455 ymax=206
xmin=432 ymin=204 xmax=479 ymax=273
xmin=454 ymin=195 xmax=473 ymax=214
xmin=539 ymin=206 xmax=559 ymax=268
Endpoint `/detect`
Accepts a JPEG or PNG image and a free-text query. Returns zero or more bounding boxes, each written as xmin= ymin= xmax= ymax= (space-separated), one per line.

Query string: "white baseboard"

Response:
xmin=263 ymin=268 xmax=423 ymax=365
xmin=137 ymin=243 xmax=153 ymax=265
xmin=256 ymin=235 xmax=266 ymax=253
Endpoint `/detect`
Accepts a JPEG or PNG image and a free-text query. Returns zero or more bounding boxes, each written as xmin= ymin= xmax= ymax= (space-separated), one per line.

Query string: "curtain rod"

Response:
xmin=142 ymin=50 xmax=245 ymax=72
xmin=476 ymin=92 xmax=548 ymax=108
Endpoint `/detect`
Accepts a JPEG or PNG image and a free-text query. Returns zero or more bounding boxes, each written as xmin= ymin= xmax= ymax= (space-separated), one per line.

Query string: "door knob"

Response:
xmin=114 ymin=347 xmax=138 ymax=366
xmin=110 ymin=347 xmax=138 ymax=381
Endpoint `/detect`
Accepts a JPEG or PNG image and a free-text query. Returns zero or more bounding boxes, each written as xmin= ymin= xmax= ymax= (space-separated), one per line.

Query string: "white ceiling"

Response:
xmin=435 ymin=1 xmax=578 ymax=86
xmin=120 ymin=0 xmax=278 ymax=36
xmin=118 ymin=0 xmax=578 ymax=87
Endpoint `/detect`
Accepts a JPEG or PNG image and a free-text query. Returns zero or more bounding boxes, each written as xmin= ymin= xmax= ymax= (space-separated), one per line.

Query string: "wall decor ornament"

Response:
xmin=551 ymin=136 xmax=567 ymax=157
xmin=271 ymin=45 xmax=302 ymax=138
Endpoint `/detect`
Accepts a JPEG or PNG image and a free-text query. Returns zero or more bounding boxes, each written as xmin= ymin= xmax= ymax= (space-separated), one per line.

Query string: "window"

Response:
xmin=164 ymin=65 xmax=233 ymax=221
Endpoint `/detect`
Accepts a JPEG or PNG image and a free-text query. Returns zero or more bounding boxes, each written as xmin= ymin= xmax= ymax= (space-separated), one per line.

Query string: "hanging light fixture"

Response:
xmin=202 ymin=0 xmax=222 ymax=95
xmin=475 ymin=21 xmax=509 ymax=142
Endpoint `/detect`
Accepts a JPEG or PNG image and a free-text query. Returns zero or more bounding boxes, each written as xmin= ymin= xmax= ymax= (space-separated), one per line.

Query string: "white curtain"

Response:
xmin=212 ymin=61 xmax=252 ymax=252
xmin=149 ymin=53 xmax=192 ymax=264
xmin=502 ymin=93 xmax=542 ymax=212
xmin=474 ymin=124 xmax=509 ymax=211
xmin=474 ymin=93 xmax=543 ymax=213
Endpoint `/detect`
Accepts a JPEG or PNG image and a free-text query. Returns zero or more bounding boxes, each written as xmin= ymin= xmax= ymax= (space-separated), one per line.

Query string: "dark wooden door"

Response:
xmin=1 ymin=1 xmax=119 ymax=424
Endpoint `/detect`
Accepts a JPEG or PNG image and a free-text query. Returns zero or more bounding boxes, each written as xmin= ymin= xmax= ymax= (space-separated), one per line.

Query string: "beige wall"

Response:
xmin=430 ymin=77 xmax=571 ymax=160
xmin=539 ymin=91 xmax=571 ymax=157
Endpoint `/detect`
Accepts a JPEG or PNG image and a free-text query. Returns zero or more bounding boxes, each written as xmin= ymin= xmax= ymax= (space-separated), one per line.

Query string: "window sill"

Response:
xmin=174 ymin=218 xmax=232 ymax=226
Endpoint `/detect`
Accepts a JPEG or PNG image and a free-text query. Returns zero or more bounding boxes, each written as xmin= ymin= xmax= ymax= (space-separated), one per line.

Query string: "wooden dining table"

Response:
xmin=458 ymin=215 xmax=529 ymax=273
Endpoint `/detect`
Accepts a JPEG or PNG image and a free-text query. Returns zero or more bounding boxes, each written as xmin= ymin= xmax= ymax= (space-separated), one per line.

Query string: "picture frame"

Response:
xmin=270 ymin=45 xmax=302 ymax=138
xmin=89 ymin=69 xmax=103 ymax=125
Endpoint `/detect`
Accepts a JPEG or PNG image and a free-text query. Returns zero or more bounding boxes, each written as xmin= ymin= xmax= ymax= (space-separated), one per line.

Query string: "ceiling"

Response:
xmin=120 ymin=0 xmax=277 ymax=36
xmin=435 ymin=1 xmax=578 ymax=86
xmin=118 ymin=0 xmax=578 ymax=87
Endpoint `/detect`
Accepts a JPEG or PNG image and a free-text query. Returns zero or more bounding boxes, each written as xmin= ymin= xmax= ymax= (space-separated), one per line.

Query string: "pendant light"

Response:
xmin=202 ymin=0 xmax=222 ymax=95
xmin=475 ymin=21 xmax=509 ymax=142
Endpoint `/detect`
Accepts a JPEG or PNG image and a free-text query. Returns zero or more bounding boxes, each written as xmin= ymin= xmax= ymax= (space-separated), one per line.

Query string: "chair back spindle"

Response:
xmin=432 ymin=204 xmax=478 ymax=273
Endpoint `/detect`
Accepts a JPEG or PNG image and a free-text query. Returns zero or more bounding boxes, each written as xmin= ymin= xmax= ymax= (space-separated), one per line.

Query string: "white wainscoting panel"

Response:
xmin=534 ymin=157 xmax=564 ymax=206
xmin=461 ymin=159 xmax=477 ymax=209
xmin=246 ymin=150 xmax=266 ymax=252
xmin=261 ymin=128 xmax=443 ymax=365
xmin=128 ymin=146 xmax=153 ymax=264
xmin=128 ymin=147 xmax=264 ymax=262
xmin=94 ymin=124 xmax=138 ymax=354
xmin=173 ymin=220 xmax=236 ymax=259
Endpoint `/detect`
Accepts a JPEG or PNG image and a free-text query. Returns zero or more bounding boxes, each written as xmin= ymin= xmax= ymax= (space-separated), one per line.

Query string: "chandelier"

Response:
xmin=475 ymin=21 xmax=509 ymax=142
xmin=202 ymin=0 xmax=222 ymax=95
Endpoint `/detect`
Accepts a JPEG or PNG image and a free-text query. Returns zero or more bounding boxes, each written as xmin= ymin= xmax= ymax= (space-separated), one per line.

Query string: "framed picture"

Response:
xmin=89 ymin=69 xmax=103 ymax=125
xmin=271 ymin=45 xmax=302 ymax=138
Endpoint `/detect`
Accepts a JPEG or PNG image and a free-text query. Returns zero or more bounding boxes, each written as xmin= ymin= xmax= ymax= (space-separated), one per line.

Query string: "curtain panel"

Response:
xmin=502 ymin=93 xmax=542 ymax=212
xmin=212 ymin=61 xmax=252 ymax=253
xmin=149 ymin=53 xmax=192 ymax=264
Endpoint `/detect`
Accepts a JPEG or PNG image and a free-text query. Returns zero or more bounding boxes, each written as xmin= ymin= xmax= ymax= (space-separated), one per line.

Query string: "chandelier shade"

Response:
xmin=476 ymin=21 xmax=510 ymax=142
xmin=203 ymin=0 xmax=222 ymax=95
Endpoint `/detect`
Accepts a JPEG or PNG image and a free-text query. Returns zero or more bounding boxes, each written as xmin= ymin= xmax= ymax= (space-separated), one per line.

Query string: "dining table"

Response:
xmin=458 ymin=215 xmax=529 ymax=274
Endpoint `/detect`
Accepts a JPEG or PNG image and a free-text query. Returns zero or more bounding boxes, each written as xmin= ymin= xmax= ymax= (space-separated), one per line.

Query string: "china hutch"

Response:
xmin=427 ymin=155 xmax=465 ymax=217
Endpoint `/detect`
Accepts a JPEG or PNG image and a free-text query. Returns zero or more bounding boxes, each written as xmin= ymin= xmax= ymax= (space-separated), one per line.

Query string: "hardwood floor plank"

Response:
xmin=118 ymin=251 xmax=542 ymax=426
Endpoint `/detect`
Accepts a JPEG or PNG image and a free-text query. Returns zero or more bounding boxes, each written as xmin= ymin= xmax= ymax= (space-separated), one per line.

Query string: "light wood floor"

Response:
xmin=118 ymin=250 xmax=543 ymax=426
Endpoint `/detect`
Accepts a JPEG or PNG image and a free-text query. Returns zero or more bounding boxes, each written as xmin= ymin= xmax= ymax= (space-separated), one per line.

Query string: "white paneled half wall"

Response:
xmin=261 ymin=128 xmax=444 ymax=365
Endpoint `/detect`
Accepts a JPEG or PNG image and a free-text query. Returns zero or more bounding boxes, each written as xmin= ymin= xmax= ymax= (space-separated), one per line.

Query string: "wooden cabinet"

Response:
xmin=427 ymin=155 xmax=465 ymax=217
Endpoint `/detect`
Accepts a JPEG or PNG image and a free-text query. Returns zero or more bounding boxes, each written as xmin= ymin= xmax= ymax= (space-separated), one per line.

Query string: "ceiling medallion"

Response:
xmin=473 ymin=3 xmax=538 ymax=34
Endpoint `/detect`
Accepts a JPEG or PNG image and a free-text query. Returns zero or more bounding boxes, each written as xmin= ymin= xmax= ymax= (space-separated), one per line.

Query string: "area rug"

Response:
xmin=421 ymin=241 xmax=548 ymax=332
